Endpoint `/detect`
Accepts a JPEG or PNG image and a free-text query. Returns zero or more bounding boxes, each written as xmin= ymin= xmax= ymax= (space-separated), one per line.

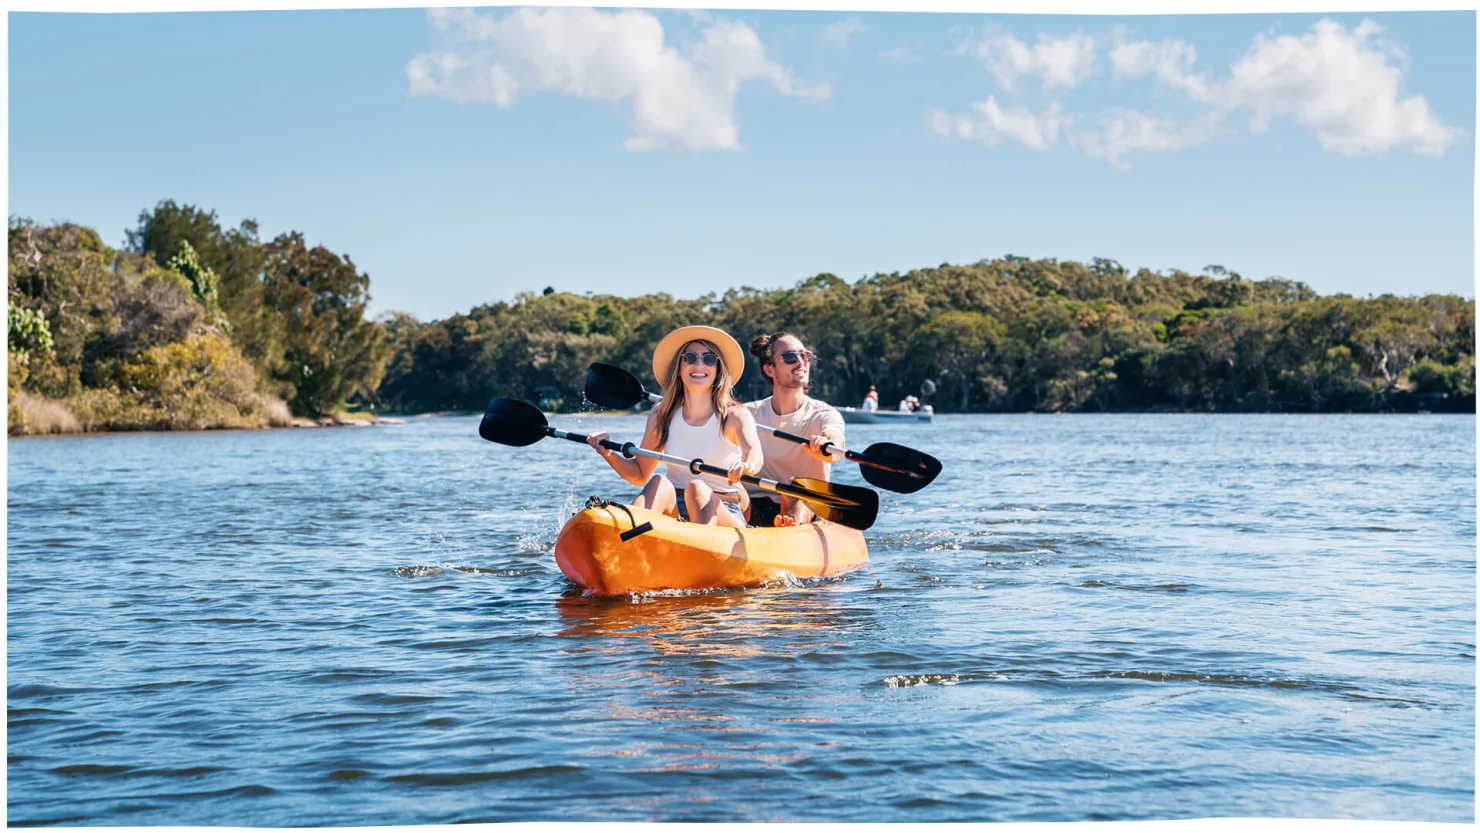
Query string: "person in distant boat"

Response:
xmin=743 ymin=332 xmax=846 ymax=528
xmin=898 ymin=395 xmax=917 ymax=412
xmin=861 ymin=386 xmax=879 ymax=412
xmin=584 ymin=326 xmax=762 ymax=528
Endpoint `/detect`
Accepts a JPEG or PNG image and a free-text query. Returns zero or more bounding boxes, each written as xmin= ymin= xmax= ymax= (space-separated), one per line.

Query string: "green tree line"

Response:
xmin=9 ymin=201 xmax=1475 ymax=435
xmin=379 ymin=258 xmax=1474 ymax=415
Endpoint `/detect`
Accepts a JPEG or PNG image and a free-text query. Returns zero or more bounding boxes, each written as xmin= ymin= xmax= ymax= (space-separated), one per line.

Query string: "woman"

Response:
xmin=585 ymin=325 xmax=763 ymax=528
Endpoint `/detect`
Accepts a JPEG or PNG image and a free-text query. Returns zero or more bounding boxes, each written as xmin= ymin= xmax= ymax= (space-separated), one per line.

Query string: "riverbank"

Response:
xmin=12 ymin=395 xmax=1471 ymax=439
xmin=7 ymin=388 xmax=411 ymax=437
xmin=7 ymin=415 xmax=410 ymax=438
xmin=288 ymin=415 xmax=409 ymax=428
xmin=5 ymin=398 xmax=645 ymax=438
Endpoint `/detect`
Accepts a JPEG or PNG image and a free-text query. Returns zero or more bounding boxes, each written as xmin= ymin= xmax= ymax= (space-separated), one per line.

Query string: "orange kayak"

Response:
xmin=553 ymin=503 xmax=870 ymax=596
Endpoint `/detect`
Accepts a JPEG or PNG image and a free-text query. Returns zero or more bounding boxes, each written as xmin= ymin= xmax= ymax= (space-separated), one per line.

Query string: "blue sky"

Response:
xmin=8 ymin=7 xmax=1476 ymax=321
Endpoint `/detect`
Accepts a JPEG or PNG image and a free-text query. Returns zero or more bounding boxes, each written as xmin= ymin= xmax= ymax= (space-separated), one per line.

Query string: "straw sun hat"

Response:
xmin=652 ymin=325 xmax=745 ymax=385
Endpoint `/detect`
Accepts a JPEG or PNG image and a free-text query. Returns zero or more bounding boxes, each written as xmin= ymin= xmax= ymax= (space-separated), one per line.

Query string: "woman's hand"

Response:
xmin=586 ymin=431 xmax=611 ymax=454
xmin=726 ymin=460 xmax=747 ymax=485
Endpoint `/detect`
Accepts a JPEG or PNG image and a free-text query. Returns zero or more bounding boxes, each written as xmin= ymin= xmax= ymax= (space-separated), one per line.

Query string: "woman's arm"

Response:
xmin=724 ymin=406 xmax=764 ymax=485
xmin=585 ymin=410 xmax=663 ymax=486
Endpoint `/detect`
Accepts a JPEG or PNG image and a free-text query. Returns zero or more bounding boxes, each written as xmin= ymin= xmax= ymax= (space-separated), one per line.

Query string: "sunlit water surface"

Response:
xmin=7 ymin=413 xmax=1474 ymax=824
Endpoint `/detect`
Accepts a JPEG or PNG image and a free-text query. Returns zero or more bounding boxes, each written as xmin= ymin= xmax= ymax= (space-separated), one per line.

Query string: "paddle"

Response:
xmin=585 ymin=362 xmax=943 ymax=494
xmin=479 ymin=397 xmax=880 ymax=530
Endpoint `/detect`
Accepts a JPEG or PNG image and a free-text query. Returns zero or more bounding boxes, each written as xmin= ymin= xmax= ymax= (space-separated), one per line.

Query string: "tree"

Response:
xmin=910 ymin=311 xmax=1006 ymax=411
xmin=261 ymin=232 xmax=389 ymax=416
xmin=8 ymin=304 xmax=53 ymax=368
xmin=8 ymin=220 xmax=124 ymax=397
xmin=128 ymin=200 xmax=285 ymax=389
xmin=166 ymin=241 xmax=220 ymax=307
xmin=1352 ymin=316 xmax=1434 ymax=398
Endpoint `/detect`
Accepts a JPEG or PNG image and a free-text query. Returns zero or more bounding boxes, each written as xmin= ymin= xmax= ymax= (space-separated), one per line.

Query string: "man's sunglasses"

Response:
xmin=681 ymin=351 xmax=720 ymax=367
xmin=778 ymin=350 xmax=816 ymax=365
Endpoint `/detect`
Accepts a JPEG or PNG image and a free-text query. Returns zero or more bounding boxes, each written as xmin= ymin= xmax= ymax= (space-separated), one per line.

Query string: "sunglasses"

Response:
xmin=778 ymin=350 xmax=816 ymax=366
xmin=681 ymin=351 xmax=720 ymax=367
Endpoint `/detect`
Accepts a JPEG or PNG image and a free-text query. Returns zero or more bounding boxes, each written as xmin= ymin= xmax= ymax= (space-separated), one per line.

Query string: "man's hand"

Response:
xmin=805 ymin=433 xmax=843 ymax=463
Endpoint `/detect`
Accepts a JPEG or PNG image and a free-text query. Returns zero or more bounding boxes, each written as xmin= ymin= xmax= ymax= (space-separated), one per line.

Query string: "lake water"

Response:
xmin=7 ymin=413 xmax=1475 ymax=824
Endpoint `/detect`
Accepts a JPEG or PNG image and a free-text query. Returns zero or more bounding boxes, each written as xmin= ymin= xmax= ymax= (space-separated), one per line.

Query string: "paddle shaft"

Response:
xmin=543 ymin=425 xmax=836 ymax=505
xmin=630 ymin=389 xmax=922 ymax=480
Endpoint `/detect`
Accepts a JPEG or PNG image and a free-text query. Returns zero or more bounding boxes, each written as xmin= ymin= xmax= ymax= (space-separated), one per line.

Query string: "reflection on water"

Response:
xmin=552 ymin=588 xmax=882 ymax=788
xmin=555 ymin=586 xmax=862 ymax=657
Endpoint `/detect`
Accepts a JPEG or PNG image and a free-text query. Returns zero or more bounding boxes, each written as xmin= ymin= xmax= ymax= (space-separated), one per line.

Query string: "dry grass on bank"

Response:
xmin=10 ymin=390 xmax=82 ymax=435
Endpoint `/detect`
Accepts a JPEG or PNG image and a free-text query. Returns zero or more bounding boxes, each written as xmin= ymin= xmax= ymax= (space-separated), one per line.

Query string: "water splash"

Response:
xmin=760 ymin=571 xmax=805 ymax=590
xmin=883 ymin=674 xmax=962 ymax=688
xmin=514 ymin=489 xmax=586 ymax=555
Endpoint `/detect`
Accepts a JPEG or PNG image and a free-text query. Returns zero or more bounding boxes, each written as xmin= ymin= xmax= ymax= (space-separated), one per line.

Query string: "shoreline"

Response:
xmin=8 ymin=415 xmax=412 ymax=439
xmin=9 ymin=407 xmax=1472 ymax=440
xmin=288 ymin=415 xmax=411 ymax=428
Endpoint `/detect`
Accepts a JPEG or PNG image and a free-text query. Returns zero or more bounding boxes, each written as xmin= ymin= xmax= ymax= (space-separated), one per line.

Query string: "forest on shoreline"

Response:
xmin=8 ymin=201 xmax=1475 ymax=436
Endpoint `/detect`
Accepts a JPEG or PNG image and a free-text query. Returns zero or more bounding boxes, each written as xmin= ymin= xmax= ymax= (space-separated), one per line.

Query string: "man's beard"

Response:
xmin=776 ymin=370 xmax=811 ymax=393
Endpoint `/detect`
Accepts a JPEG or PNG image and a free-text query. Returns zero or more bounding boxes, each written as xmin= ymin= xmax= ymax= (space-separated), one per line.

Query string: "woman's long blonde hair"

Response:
xmin=654 ymin=339 xmax=737 ymax=449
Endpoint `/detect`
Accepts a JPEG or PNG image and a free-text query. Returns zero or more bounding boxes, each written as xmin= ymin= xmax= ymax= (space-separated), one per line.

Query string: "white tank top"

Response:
xmin=664 ymin=409 xmax=742 ymax=495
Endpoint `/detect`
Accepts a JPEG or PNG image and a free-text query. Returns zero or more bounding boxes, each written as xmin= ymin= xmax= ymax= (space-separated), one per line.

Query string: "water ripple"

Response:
xmin=6 ymin=413 xmax=1474 ymax=824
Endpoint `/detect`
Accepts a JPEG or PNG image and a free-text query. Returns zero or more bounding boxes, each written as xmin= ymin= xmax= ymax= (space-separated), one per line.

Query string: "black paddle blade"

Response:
xmin=585 ymin=363 xmax=647 ymax=410
xmin=790 ymin=478 xmax=880 ymax=530
xmin=857 ymin=442 xmax=943 ymax=495
xmin=478 ymin=397 xmax=549 ymax=447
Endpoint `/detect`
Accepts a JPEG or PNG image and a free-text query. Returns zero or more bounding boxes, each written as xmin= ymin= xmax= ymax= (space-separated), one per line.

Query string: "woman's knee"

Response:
xmin=685 ymin=480 xmax=714 ymax=504
xmin=635 ymin=474 xmax=675 ymax=508
xmin=714 ymin=504 xmax=746 ymax=529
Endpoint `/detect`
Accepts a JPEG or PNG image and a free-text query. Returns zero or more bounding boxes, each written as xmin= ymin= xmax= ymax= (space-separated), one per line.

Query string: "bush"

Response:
xmin=109 ymin=333 xmax=277 ymax=430
xmin=105 ymin=262 xmax=205 ymax=357
xmin=1407 ymin=357 xmax=1476 ymax=397
xmin=8 ymin=304 xmax=54 ymax=365
xmin=40 ymin=333 xmax=293 ymax=433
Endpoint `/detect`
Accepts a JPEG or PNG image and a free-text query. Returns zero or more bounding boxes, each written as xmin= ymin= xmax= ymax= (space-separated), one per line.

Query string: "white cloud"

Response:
xmin=821 ymin=17 xmax=867 ymax=49
xmin=930 ymin=97 xmax=1067 ymax=152
xmin=407 ymin=7 xmax=829 ymax=153
xmin=1108 ymin=35 xmax=1211 ymax=100
xmin=964 ymin=31 xmax=1097 ymax=92
xmin=1110 ymin=19 xmax=1463 ymax=157
xmin=1218 ymin=18 xmax=1463 ymax=156
xmin=1073 ymin=110 xmax=1224 ymax=170
xmin=940 ymin=18 xmax=1463 ymax=170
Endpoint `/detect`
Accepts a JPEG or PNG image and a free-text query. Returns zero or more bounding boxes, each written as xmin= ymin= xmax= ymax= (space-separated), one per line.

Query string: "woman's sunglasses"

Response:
xmin=681 ymin=351 xmax=720 ymax=367
xmin=778 ymin=350 xmax=816 ymax=366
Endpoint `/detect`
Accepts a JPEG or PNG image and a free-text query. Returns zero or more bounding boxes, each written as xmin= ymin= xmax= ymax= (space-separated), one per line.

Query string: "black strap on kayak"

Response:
xmin=585 ymin=495 xmax=653 ymax=542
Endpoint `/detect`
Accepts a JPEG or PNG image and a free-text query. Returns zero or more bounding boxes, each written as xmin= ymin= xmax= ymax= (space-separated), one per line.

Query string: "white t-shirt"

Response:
xmin=661 ymin=410 xmax=741 ymax=495
xmin=898 ymin=399 xmax=912 ymax=412
xmin=743 ymin=395 xmax=845 ymax=501
xmin=861 ymin=396 xmax=877 ymax=412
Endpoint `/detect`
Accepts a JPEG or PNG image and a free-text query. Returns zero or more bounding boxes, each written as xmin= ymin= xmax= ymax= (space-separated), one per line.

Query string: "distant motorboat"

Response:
xmin=839 ymin=406 xmax=933 ymax=424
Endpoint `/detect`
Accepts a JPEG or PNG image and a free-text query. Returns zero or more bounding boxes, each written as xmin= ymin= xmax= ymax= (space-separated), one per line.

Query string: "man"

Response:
xmin=743 ymin=332 xmax=845 ymax=527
